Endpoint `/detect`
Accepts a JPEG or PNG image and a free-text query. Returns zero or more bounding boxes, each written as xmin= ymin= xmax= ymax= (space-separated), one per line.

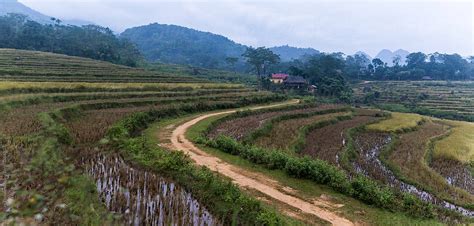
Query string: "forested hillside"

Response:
xmin=121 ymin=23 xmax=324 ymax=70
xmin=0 ymin=14 xmax=142 ymax=67
xmin=121 ymin=23 xmax=247 ymax=69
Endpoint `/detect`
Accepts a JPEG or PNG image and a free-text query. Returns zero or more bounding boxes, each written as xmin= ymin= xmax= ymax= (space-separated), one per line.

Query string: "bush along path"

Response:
xmin=160 ymin=104 xmax=355 ymax=226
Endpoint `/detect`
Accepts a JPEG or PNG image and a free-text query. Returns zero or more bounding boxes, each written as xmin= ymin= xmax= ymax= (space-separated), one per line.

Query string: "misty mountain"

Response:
xmin=121 ymin=23 xmax=247 ymax=69
xmin=121 ymin=23 xmax=320 ymax=69
xmin=270 ymin=45 xmax=319 ymax=61
xmin=375 ymin=49 xmax=410 ymax=66
xmin=0 ymin=0 xmax=92 ymax=26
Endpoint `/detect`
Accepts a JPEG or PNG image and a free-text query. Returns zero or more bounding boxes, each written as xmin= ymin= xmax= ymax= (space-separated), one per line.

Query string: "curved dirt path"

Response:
xmin=162 ymin=101 xmax=354 ymax=226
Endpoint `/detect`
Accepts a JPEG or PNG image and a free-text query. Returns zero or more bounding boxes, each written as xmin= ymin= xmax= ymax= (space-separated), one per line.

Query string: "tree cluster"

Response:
xmin=345 ymin=52 xmax=473 ymax=81
xmin=269 ymin=53 xmax=353 ymax=102
xmin=242 ymin=47 xmax=280 ymax=76
xmin=0 ymin=14 xmax=142 ymax=67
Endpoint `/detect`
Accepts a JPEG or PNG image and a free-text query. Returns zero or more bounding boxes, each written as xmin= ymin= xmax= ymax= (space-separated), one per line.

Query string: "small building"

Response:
xmin=283 ymin=76 xmax=308 ymax=89
xmin=270 ymin=73 xmax=289 ymax=84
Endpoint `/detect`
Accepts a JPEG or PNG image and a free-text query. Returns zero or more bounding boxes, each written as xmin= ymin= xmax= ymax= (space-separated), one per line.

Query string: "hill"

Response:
xmin=121 ymin=23 xmax=320 ymax=70
xmin=270 ymin=45 xmax=319 ymax=61
xmin=0 ymin=0 xmax=92 ymax=26
xmin=120 ymin=23 xmax=247 ymax=69
xmin=374 ymin=49 xmax=410 ymax=66
xmin=0 ymin=14 xmax=141 ymax=66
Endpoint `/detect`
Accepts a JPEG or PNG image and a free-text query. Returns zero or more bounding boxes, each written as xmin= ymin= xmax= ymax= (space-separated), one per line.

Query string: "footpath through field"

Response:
xmin=160 ymin=100 xmax=354 ymax=226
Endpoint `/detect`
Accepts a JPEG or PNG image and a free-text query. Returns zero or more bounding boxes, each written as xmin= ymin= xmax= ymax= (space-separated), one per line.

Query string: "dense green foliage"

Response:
xmin=242 ymin=47 xmax=280 ymax=76
xmin=121 ymin=23 xmax=247 ymax=69
xmin=0 ymin=14 xmax=142 ymax=66
xmin=273 ymin=53 xmax=353 ymax=101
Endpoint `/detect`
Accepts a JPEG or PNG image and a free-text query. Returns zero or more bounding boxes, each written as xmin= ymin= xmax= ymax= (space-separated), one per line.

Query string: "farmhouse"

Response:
xmin=270 ymin=73 xmax=289 ymax=83
xmin=283 ymin=75 xmax=308 ymax=89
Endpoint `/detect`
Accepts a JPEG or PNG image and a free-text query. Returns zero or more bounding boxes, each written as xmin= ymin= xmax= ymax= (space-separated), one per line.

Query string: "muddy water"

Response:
xmin=84 ymin=154 xmax=219 ymax=226
xmin=352 ymin=133 xmax=474 ymax=217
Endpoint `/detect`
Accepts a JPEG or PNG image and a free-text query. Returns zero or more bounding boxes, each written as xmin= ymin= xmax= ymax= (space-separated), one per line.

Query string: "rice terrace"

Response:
xmin=1 ymin=0 xmax=474 ymax=225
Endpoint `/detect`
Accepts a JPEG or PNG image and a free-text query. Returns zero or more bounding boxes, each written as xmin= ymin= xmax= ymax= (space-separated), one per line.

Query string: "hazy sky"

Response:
xmin=18 ymin=0 xmax=474 ymax=56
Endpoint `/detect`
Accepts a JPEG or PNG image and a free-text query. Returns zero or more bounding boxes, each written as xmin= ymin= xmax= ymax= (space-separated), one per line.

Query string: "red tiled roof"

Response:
xmin=271 ymin=73 xmax=289 ymax=79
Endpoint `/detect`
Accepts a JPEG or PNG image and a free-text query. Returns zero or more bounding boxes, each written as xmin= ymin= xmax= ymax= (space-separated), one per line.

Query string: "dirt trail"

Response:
xmin=161 ymin=101 xmax=354 ymax=226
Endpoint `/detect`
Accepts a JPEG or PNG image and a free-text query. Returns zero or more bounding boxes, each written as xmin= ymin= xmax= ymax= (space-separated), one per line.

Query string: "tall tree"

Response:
xmin=406 ymin=52 xmax=427 ymax=68
xmin=242 ymin=47 xmax=280 ymax=77
xmin=372 ymin=58 xmax=384 ymax=68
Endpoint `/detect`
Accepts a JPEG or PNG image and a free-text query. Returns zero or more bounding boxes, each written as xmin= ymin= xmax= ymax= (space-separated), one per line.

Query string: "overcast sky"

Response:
xmin=18 ymin=0 xmax=474 ymax=56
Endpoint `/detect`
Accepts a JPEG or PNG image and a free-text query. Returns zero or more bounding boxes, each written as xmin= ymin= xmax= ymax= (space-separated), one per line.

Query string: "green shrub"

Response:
xmin=351 ymin=176 xmax=395 ymax=208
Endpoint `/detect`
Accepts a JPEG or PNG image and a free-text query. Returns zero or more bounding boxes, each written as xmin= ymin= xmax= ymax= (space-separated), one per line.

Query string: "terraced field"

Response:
xmin=0 ymin=49 xmax=289 ymax=225
xmin=353 ymin=81 xmax=474 ymax=121
xmin=3 ymin=48 xmax=474 ymax=225
xmin=204 ymin=105 xmax=474 ymax=223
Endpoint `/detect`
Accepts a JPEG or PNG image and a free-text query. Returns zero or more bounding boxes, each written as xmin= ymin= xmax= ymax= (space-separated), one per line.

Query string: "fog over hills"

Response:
xmin=121 ymin=23 xmax=322 ymax=69
xmin=0 ymin=0 xmax=92 ymax=26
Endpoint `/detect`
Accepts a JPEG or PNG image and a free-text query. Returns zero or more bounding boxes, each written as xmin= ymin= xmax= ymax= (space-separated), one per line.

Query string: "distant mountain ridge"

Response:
xmin=270 ymin=45 xmax=319 ymax=61
xmin=375 ymin=49 xmax=410 ymax=66
xmin=121 ymin=23 xmax=319 ymax=69
xmin=0 ymin=0 xmax=92 ymax=26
